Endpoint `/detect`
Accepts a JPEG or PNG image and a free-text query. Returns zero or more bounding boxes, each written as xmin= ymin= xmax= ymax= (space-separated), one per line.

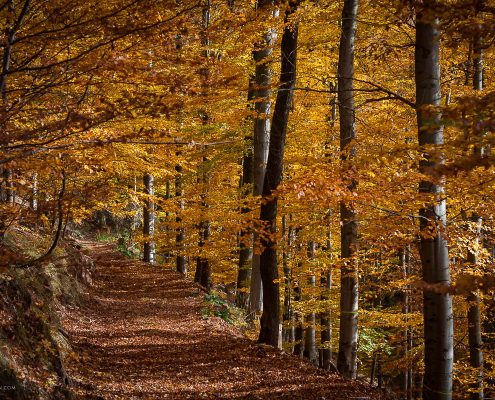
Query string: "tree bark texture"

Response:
xmin=143 ymin=173 xmax=155 ymax=264
xmin=175 ymin=164 xmax=186 ymax=274
xmin=236 ymin=83 xmax=255 ymax=309
xmin=249 ymin=0 xmax=275 ymax=317
xmin=416 ymin=5 xmax=454 ymax=399
xmin=337 ymin=0 xmax=359 ymax=380
xmin=258 ymin=0 xmax=299 ymax=346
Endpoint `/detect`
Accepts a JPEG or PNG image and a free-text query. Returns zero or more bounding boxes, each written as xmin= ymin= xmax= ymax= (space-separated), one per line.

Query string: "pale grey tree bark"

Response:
xmin=143 ymin=174 xmax=155 ymax=264
xmin=249 ymin=0 xmax=276 ymax=317
xmin=415 ymin=4 xmax=453 ymax=399
xmin=337 ymin=0 xmax=359 ymax=379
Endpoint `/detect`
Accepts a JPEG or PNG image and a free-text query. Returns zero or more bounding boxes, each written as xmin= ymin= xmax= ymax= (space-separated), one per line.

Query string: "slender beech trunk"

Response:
xmin=467 ymin=4 xmax=485 ymax=397
xmin=143 ymin=174 xmax=155 ymax=264
xmin=30 ymin=173 xmax=38 ymax=211
xmin=195 ymin=1 xmax=212 ymax=291
xmin=467 ymin=217 xmax=484 ymax=400
xmin=321 ymin=213 xmax=333 ymax=370
xmin=249 ymin=0 xmax=276 ymax=316
xmin=236 ymin=83 xmax=255 ymax=308
xmin=196 ymin=155 xmax=212 ymax=292
xmin=258 ymin=0 xmax=299 ymax=346
xmin=400 ymin=247 xmax=413 ymax=399
xmin=415 ymin=4 xmax=454 ymax=399
xmin=162 ymin=180 xmax=172 ymax=262
xmin=337 ymin=0 xmax=359 ymax=379
xmin=293 ymin=270 xmax=304 ymax=358
xmin=282 ymin=215 xmax=295 ymax=349
xmin=304 ymin=241 xmax=318 ymax=366
xmin=175 ymin=164 xmax=186 ymax=274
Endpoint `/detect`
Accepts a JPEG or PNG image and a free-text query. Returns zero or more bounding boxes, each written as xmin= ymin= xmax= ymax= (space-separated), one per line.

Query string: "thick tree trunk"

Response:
xmin=143 ymin=174 xmax=155 ymax=264
xmin=304 ymin=241 xmax=318 ymax=366
xmin=249 ymin=0 xmax=275 ymax=317
xmin=175 ymin=164 xmax=186 ymax=274
xmin=415 ymin=5 xmax=454 ymax=399
xmin=258 ymin=1 xmax=299 ymax=346
xmin=337 ymin=0 xmax=359 ymax=379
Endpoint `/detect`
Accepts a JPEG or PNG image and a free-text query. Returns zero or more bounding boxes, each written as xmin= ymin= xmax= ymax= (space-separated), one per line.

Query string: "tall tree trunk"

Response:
xmin=282 ymin=215 xmax=295 ymax=349
xmin=400 ymin=247 xmax=413 ymax=399
xmin=337 ymin=0 xmax=359 ymax=379
xmin=468 ymin=217 xmax=484 ymax=400
xmin=195 ymin=1 xmax=212 ymax=291
xmin=258 ymin=0 xmax=299 ymax=346
xmin=196 ymin=155 xmax=212 ymax=292
xmin=236 ymin=82 xmax=255 ymax=309
xmin=415 ymin=4 xmax=454 ymax=399
xmin=467 ymin=4 xmax=485 ymax=397
xmin=293 ymin=270 xmax=304 ymax=358
xmin=321 ymin=213 xmax=333 ymax=371
xmin=304 ymin=241 xmax=318 ymax=366
xmin=175 ymin=164 xmax=186 ymax=274
xmin=143 ymin=173 xmax=155 ymax=264
xmin=249 ymin=0 xmax=276 ymax=317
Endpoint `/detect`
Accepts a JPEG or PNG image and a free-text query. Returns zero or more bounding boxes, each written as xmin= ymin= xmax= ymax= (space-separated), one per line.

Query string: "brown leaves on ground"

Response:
xmin=63 ymin=243 xmax=383 ymax=400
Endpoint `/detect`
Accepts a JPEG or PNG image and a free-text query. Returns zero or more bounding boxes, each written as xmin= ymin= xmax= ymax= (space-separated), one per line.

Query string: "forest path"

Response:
xmin=63 ymin=242 xmax=379 ymax=400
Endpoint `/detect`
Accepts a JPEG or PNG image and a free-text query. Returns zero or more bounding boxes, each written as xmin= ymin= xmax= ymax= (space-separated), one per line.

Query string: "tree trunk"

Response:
xmin=467 ymin=216 xmax=484 ymax=400
xmin=304 ymin=241 xmax=318 ymax=366
xmin=196 ymin=155 xmax=211 ymax=292
xmin=282 ymin=215 xmax=295 ymax=349
xmin=400 ymin=247 xmax=413 ymax=399
xmin=257 ymin=0 xmax=299 ymax=347
xmin=143 ymin=173 xmax=155 ymax=264
xmin=175 ymin=164 xmax=186 ymax=274
xmin=337 ymin=0 xmax=359 ymax=379
xmin=415 ymin=4 xmax=454 ymax=399
xmin=321 ymin=215 xmax=333 ymax=371
xmin=467 ymin=4 xmax=485 ymax=396
xmin=293 ymin=273 xmax=304 ymax=358
xmin=249 ymin=0 xmax=276 ymax=317
xmin=195 ymin=1 xmax=212 ymax=291
xmin=236 ymin=83 xmax=255 ymax=309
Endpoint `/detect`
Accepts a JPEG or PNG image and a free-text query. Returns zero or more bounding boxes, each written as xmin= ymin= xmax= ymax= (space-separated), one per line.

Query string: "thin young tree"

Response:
xmin=143 ymin=173 xmax=155 ymax=264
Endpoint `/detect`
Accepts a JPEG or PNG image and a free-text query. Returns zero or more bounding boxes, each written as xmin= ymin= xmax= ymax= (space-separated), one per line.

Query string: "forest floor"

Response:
xmin=62 ymin=241 xmax=385 ymax=400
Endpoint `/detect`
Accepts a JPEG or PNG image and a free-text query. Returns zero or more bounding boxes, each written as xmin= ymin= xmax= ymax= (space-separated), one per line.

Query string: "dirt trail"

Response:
xmin=63 ymin=242 xmax=381 ymax=400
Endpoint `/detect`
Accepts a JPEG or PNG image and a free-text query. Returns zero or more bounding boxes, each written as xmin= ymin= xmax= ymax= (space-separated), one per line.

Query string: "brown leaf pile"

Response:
xmin=63 ymin=243 xmax=384 ymax=400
